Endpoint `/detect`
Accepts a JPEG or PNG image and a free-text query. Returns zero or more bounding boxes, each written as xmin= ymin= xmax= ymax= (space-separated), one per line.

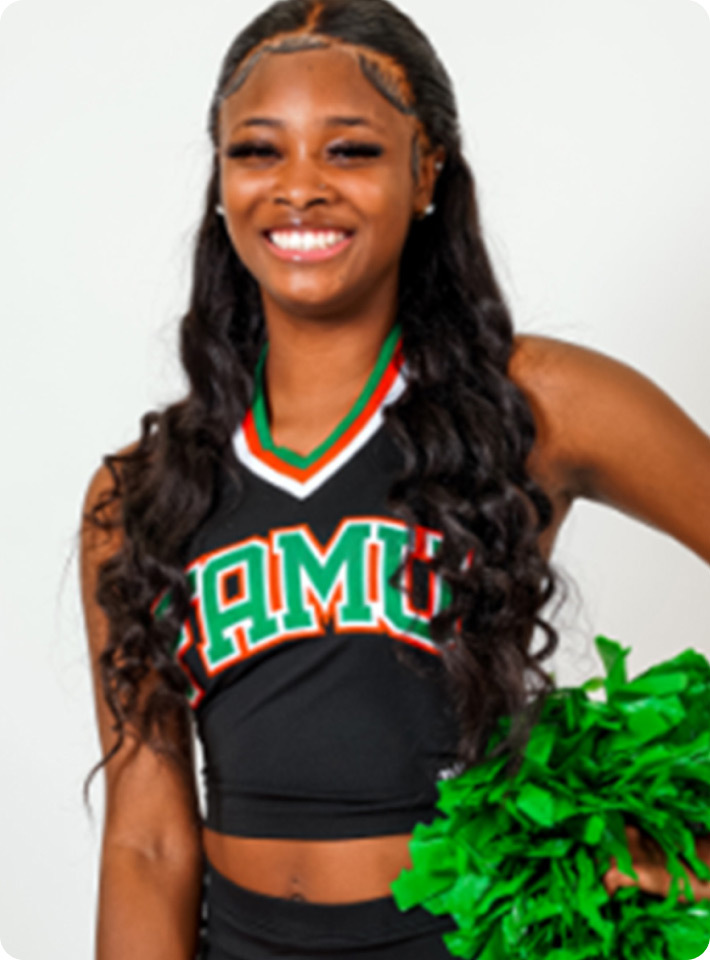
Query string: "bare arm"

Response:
xmin=511 ymin=334 xmax=710 ymax=565
xmin=511 ymin=335 xmax=710 ymax=898
xmin=81 ymin=458 xmax=204 ymax=960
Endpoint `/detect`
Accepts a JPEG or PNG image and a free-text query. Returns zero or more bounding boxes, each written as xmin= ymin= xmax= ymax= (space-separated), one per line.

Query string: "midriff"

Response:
xmin=202 ymin=826 xmax=414 ymax=903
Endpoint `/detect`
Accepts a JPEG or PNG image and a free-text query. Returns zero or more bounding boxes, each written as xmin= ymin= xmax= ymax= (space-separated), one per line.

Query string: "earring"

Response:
xmin=416 ymin=202 xmax=436 ymax=220
xmin=216 ymin=203 xmax=225 ymax=217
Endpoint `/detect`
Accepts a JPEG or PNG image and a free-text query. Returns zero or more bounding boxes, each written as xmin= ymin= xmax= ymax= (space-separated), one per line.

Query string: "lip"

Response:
xmin=265 ymin=219 xmax=354 ymax=233
xmin=263 ymin=230 xmax=355 ymax=263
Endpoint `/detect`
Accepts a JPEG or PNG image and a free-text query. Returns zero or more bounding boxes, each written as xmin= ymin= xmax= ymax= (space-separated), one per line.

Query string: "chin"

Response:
xmin=278 ymin=297 xmax=351 ymax=319
xmin=267 ymin=283 xmax=358 ymax=316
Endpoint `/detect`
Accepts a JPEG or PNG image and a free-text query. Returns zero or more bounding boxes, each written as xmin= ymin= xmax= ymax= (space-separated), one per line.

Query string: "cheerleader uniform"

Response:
xmin=165 ymin=322 xmax=460 ymax=957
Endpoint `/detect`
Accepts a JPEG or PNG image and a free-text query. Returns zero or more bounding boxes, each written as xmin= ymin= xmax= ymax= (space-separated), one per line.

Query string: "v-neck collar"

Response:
xmin=233 ymin=323 xmax=406 ymax=499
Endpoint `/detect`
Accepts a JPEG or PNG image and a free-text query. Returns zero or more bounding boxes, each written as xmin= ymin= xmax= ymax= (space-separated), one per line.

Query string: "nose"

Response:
xmin=273 ymin=154 xmax=332 ymax=211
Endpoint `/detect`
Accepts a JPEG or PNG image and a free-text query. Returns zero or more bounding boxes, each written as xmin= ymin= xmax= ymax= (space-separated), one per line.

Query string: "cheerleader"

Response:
xmin=80 ymin=1 xmax=710 ymax=957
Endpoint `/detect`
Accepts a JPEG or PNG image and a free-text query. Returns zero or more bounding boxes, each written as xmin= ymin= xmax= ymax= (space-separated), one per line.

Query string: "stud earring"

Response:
xmin=415 ymin=202 xmax=436 ymax=220
xmin=216 ymin=203 xmax=225 ymax=217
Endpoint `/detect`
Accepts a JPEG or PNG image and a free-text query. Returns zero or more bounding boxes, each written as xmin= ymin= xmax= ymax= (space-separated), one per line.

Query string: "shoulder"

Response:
xmin=81 ymin=439 xmax=143 ymax=562
xmin=508 ymin=335 xmax=710 ymax=566
xmin=507 ymin=332 xmax=685 ymax=500
xmin=509 ymin=331 xmax=637 ymax=399
xmin=82 ymin=439 xmax=141 ymax=514
xmin=506 ymin=332 xmax=606 ymax=499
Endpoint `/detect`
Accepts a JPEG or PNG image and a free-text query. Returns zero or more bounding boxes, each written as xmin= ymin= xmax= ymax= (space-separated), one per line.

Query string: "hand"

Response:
xmin=602 ymin=824 xmax=710 ymax=903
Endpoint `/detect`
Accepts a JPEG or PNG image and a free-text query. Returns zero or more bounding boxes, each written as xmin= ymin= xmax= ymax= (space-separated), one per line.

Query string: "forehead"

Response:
xmin=217 ymin=44 xmax=417 ymax=141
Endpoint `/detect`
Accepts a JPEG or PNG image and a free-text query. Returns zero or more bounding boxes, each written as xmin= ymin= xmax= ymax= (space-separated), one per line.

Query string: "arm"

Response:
xmin=603 ymin=826 xmax=710 ymax=902
xmin=511 ymin=333 xmax=710 ymax=565
xmin=511 ymin=334 xmax=710 ymax=898
xmin=81 ymin=459 xmax=204 ymax=960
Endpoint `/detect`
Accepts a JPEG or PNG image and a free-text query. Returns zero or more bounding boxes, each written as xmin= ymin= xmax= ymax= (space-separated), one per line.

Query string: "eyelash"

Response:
xmin=225 ymin=141 xmax=384 ymax=161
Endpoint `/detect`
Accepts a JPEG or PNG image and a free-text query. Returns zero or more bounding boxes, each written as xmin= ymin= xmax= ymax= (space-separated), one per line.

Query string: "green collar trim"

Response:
xmin=251 ymin=322 xmax=402 ymax=469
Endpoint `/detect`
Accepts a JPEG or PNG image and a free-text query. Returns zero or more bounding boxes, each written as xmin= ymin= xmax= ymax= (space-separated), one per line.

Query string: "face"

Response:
xmin=216 ymin=44 xmax=440 ymax=321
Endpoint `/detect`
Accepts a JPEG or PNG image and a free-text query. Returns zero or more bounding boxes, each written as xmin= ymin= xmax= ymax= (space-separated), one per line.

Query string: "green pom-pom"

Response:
xmin=391 ymin=635 xmax=710 ymax=959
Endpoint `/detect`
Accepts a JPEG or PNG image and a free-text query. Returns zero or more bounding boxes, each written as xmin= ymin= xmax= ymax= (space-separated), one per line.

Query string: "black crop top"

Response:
xmin=163 ymin=322 xmax=462 ymax=839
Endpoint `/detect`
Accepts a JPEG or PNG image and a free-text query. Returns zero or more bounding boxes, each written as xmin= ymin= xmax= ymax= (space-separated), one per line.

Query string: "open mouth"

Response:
xmin=263 ymin=229 xmax=355 ymax=261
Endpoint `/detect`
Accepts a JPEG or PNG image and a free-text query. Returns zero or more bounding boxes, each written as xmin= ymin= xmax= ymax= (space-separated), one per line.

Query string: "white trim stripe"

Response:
xmin=233 ymin=367 xmax=408 ymax=500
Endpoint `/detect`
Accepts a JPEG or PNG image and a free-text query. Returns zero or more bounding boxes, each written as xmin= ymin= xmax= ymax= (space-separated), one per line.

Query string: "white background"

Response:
xmin=1 ymin=0 xmax=709 ymax=958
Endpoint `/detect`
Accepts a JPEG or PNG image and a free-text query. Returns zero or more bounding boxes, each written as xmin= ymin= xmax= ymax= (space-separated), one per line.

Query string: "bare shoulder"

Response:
xmin=83 ymin=439 xmax=142 ymax=507
xmin=506 ymin=332 xmax=608 ymax=499
xmin=509 ymin=331 xmax=637 ymax=403
xmin=509 ymin=333 xmax=710 ymax=564
xmin=508 ymin=331 xmax=679 ymax=495
xmin=508 ymin=334 xmax=682 ymax=499
xmin=80 ymin=441 xmax=141 ymax=578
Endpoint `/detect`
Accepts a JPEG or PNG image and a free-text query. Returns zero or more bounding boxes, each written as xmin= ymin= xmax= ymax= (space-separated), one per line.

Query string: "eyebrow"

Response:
xmin=229 ymin=115 xmax=386 ymax=133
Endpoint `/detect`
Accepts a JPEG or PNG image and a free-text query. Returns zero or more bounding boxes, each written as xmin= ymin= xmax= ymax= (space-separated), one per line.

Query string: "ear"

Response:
xmin=413 ymin=142 xmax=446 ymax=217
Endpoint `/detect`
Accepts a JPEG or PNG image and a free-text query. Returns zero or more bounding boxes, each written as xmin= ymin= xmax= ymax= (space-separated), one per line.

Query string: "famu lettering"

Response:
xmin=157 ymin=517 xmax=469 ymax=689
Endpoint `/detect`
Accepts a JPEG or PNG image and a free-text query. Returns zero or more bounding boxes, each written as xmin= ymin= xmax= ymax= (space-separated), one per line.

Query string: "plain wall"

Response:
xmin=0 ymin=1 xmax=708 ymax=957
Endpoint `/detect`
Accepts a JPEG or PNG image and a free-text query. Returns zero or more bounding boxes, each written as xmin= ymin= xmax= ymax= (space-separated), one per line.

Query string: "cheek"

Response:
xmin=219 ymin=171 xmax=271 ymax=265
xmin=351 ymin=165 xmax=411 ymax=207
xmin=344 ymin=173 xmax=413 ymax=241
xmin=220 ymin=169 xmax=263 ymax=214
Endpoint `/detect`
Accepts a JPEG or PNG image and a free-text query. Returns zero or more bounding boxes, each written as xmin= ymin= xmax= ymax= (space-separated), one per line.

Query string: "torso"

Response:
xmin=201 ymin=332 xmax=577 ymax=903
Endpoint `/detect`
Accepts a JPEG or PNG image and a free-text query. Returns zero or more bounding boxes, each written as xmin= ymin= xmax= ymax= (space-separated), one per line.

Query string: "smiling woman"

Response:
xmin=214 ymin=43 xmax=441 ymax=327
xmin=77 ymin=1 xmax=710 ymax=959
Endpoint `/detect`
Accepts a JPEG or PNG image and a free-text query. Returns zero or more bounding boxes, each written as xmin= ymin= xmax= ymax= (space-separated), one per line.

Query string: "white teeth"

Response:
xmin=268 ymin=230 xmax=348 ymax=251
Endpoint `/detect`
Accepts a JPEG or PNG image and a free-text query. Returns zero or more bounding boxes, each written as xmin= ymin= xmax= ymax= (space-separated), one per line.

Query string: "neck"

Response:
xmin=258 ymin=306 xmax=400 ymax=456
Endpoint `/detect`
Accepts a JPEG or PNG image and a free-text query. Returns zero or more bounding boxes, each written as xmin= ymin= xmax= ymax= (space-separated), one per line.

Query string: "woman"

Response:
xmin=80 ymin=0 xmax=710 ymax=957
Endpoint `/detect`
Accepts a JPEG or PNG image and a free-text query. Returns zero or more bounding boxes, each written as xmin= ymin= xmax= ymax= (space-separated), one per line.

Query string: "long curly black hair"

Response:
xmin=83 ymin=0 xmax=570 ymax=808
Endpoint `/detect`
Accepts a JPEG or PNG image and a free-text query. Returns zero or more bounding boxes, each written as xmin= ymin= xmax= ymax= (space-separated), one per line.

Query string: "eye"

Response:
xmin=224 ymin=140 xmax=384 ymax=162
xmin=225 ymin=141 xmax=278 ymax=160
xmin=328 ymin=141 xmax=384 ymax=160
